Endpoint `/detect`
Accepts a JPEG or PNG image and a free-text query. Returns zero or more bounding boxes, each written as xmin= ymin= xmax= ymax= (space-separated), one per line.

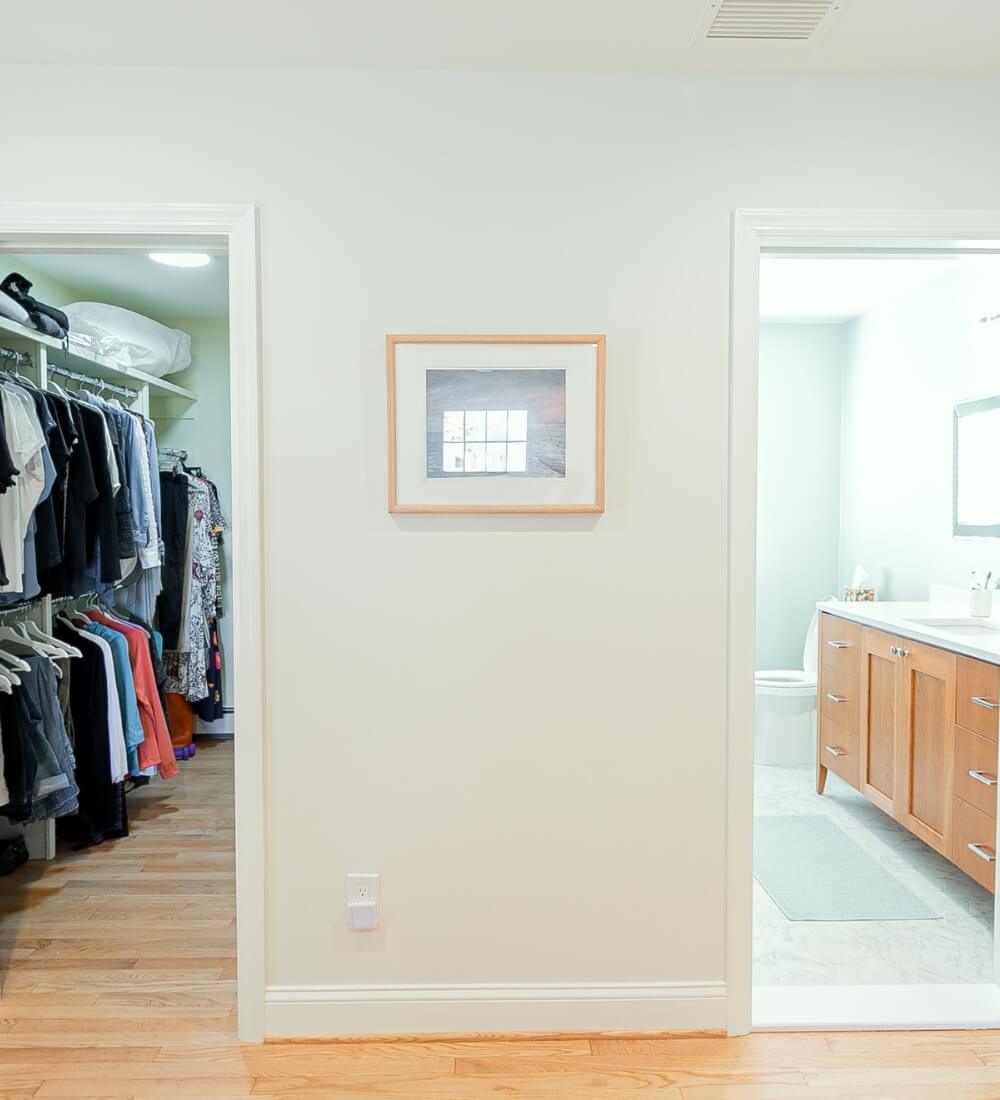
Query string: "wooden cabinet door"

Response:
xmin=859 ymin=628 xmax=902 ymax=818
xmin=898 ymin=639 xmax=957 ymax=856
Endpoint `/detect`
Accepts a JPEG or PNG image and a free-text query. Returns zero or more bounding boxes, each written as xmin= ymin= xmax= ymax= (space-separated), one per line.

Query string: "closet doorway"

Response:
xmin=0 ymin=205 xmax=264 ymax=1042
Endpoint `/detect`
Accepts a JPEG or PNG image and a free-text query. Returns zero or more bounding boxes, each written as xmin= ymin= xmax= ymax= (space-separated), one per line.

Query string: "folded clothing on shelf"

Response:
xmin=0 ymin=288 xmax=30 ymax=326
xmin=0 ymin=273 xmax=70 ymax=340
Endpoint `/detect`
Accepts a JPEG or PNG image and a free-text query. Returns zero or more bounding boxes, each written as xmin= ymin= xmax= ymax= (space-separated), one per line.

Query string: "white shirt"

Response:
xmin=0 ymin=386 xmax=45 ymax=593
xmin=90 ymin=629 xmax=129 ymax=784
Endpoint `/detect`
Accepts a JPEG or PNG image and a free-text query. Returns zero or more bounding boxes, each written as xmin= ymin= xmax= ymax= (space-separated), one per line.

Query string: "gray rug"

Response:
xmin=754 ymin=815 xmax=939 ymax=921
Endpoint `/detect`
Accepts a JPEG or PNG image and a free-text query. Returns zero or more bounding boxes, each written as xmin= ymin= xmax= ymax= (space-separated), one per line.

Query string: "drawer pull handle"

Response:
xmin=826 ymin=693 xmax=847 ymax=703
xmin=967 ymin=842 xmax=996 ymax=864
xmin=971 ymin=696 xmax=1000 ymax=711
xmin=824 ymin=745 xmax=847 ymax=757
xmin=968 ymin=770 xmax=998 ymax=787
xmin=827 ymin=640 xmax=851 ymax=649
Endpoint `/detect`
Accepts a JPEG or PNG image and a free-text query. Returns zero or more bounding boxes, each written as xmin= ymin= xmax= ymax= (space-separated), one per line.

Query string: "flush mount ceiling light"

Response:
xmin=148 ymin=252 xmax=212 ymax=268
xmin=697 ymin=0 xmax=846 ymax=42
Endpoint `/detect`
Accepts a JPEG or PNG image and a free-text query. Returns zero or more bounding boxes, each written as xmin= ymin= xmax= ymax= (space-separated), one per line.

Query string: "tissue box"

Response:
xmin=845 ymin=587 xmax=876 ymax=602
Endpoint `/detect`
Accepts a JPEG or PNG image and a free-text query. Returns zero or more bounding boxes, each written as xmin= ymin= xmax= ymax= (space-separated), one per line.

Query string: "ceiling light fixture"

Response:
xmin=148 ymin=252 xmax=212 ymax=268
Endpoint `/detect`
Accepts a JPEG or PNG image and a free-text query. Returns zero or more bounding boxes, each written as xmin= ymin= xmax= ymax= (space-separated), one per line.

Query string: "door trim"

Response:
xmin=0 ymin=202 xmax=267 ymax=1042
xmin=727 ymin=209 xmax=1000 ymax=1036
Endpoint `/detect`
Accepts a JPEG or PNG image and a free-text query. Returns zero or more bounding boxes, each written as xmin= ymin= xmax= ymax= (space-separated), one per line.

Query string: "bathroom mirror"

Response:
xmin=954 ymin=395 xmax=1000 ymax=537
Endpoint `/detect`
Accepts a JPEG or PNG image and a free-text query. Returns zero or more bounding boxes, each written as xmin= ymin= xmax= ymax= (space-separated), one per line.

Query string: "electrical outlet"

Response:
xmin=346 ymin=873 xmax=379 ymax=930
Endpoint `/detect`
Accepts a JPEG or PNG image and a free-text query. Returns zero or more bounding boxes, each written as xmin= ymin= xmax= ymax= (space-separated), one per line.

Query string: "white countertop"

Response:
xmin=819 ymin=600 xmax=1000 ymax=667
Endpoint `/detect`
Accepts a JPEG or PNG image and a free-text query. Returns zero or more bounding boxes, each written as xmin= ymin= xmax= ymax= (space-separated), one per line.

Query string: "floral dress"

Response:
xmin=164 ymin=477 xmax=222 ymax=702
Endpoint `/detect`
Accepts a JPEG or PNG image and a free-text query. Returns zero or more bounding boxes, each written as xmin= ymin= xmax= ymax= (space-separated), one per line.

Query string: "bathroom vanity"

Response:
xmin=818 ymin=602 xmax=1000 ymax=892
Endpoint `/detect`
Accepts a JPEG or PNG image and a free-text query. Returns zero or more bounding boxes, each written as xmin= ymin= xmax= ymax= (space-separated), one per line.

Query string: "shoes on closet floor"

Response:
xmin=0 ymin=835 xmax=28 ymax=876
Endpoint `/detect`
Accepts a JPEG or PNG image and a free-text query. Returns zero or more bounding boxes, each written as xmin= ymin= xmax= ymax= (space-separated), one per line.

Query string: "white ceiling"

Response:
xmin=759 ymin=255 xmax=968 ymax=323
xmin=9 ymin=253 xmax=229 ymax=323
xmin=2 ymin=0 xmax=999 ymax=77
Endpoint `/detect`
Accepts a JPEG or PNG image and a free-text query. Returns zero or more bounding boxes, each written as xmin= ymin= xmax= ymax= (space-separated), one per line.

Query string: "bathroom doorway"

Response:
xmin=726 ymin=211 xmax=1000 ymax=1035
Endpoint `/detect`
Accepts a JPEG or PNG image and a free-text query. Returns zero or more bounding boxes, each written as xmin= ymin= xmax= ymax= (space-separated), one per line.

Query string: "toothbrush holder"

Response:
xmin=970 ymin=588 xmax=993 ymax=618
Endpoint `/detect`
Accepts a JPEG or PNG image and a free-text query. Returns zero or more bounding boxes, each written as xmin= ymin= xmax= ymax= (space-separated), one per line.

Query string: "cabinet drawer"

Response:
xmin=952 ymin=796 xmax=997 ymax=892
xmin=820 ymin=666 xmax=860 ymax=732
xmin=954 ymin=725 xmax=999 ymax=818
xmin=956 ymin=656 xmax=1000 ymax=743
xmin=820 ymin=614 xmax=863 ymax=678
xmin=820 ymin=718 xmax=860 ymax=791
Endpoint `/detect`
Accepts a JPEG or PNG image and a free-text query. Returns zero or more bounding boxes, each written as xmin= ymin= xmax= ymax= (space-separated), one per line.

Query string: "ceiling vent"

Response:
xmin=697 ymin=0 xmax=845 ymax=42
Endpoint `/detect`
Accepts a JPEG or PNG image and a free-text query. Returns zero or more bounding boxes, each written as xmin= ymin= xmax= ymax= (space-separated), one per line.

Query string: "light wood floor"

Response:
xmin=4 ymin=740 xmax=1000 ymax=1097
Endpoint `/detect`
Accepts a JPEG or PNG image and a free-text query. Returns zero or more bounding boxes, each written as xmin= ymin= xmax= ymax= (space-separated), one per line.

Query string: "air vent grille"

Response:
xmin=701 ymin=0 xmax=842 ymax=41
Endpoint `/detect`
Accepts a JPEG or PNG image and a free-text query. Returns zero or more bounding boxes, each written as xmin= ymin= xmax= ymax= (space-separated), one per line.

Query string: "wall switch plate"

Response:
xmin=346 ymin=873 xmax=380 ymax=931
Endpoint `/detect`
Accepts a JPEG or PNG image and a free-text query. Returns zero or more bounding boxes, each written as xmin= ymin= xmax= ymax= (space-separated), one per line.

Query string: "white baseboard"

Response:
xmin=264 ymin=980 xmax=726 ymax=1037
xmin=195 ymin=719 xmax=235 ymax=737
xmin=754 ymin=983 xmax=1000 ymax=1031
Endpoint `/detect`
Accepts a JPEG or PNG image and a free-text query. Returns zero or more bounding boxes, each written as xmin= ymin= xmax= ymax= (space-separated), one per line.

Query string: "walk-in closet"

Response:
xmin=0 ymin=252 xmax=235 ymax=1028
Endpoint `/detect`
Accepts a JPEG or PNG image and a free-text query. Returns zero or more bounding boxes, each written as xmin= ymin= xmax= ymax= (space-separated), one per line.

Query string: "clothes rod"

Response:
xmin=0 ymin=345 xmax=32 ymax=369
xmin=48 ymin=363 xmax=139 ymax=401
xmin=0 ymin=597 xmax=44 ymax=618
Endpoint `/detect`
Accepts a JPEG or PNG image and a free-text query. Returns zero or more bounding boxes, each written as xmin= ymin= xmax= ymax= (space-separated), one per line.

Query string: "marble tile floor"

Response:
xmin=754 ymin=762 xmax=994 ymax=986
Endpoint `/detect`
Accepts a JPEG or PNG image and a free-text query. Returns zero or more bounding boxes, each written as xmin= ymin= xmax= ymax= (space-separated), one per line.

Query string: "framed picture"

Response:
xmin=386 ymin=334 xmax=606 ymax=514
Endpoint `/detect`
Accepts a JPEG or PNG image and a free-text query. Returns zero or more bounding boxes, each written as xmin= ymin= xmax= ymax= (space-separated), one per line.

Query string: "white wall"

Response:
xmin=756 ymin=324 xmax=845 ymax=670
xmin=840 ymin=256 xmax=1000 ymax=599
xmin=2 ymin=66 xmax=1000 ymax=1033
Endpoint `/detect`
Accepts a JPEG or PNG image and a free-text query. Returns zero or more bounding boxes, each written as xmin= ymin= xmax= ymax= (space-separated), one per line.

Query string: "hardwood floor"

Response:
xmin=4 ymin=739 xmax=1000 ymax=1097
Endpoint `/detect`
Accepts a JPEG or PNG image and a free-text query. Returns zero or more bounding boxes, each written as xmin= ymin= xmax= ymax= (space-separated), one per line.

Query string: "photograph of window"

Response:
xmin=440 ymin=409 xmax=528 ymax=473
xmin=426 ymin=368 xmax=566 ymax=478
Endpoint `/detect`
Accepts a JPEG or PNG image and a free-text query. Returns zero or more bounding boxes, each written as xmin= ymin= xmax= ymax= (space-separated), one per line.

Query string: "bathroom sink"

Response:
xmin=905 ymin=617 xmax=1000 ymax=637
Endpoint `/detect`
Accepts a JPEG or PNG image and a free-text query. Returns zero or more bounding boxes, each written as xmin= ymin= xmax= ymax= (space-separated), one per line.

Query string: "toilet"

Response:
xmin=754 ymin=610 xmax=819 ymax=767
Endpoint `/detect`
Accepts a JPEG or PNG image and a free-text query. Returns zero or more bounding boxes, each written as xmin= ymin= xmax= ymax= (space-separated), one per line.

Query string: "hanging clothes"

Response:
xmin=158 ymin=463 xmax=227 ymax=717
xmin=0 ymin=650 xmax=79 ymax=826
xmin=82 ymin=608 xmax=178 ymax=781
xmin=0 ymin=344 xmax=227 ymax=858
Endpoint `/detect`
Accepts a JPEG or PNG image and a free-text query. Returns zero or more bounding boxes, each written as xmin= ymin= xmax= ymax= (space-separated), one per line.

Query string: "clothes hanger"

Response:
xmin=20 ymin=619 xmax=78 ymax=655
xmin=0 ymin=650 xmax=29 ymax=679
xmin=57 ymin=610 xmax=93 ymax=635
xmin=10 ymin=624 xmax=65 ymax=676
xmin=0 ymin=624 xmax=50 ymax=651
xmin=17 ymin=621 xmax=78 ymax=659
xmin=0 ymin=627 xmax=66 ymax=676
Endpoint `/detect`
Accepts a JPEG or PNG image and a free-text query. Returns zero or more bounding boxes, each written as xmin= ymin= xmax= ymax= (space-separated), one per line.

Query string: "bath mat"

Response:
xmin=754 ymin=815 xmax=938 ymax=921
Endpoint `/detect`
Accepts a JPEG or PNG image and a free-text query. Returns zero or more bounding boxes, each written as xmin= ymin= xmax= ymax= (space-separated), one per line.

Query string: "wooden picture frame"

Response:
xmin=386 ymin=334 xmax=606 ymax=515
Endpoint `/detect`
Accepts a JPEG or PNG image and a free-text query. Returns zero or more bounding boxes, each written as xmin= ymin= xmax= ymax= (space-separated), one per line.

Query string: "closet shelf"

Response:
xmin=0 ymin=315 xmax=198 ymax=402
xmin=0 ymin=314 xmax=62 ymax=350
